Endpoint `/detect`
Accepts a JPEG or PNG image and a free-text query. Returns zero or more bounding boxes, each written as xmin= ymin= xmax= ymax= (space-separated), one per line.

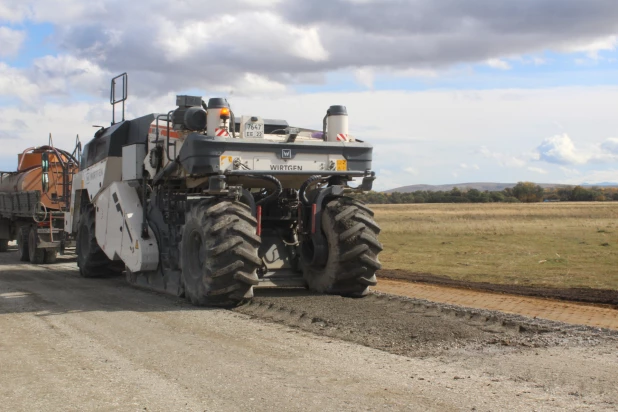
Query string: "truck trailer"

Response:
xmin=0 ymin=138 xmax=80 ymax=262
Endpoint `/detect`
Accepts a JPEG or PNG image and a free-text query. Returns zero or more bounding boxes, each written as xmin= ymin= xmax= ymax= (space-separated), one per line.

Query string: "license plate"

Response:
xmin=245 ymin=122 xmax=264 ymax=138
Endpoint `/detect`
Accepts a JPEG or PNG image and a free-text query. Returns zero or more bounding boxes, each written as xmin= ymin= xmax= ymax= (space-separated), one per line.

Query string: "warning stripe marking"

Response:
xmin=215 ymin=128 xmax=229 ymax=137
xmin=337 ymin=133 xmax=348 ymax=142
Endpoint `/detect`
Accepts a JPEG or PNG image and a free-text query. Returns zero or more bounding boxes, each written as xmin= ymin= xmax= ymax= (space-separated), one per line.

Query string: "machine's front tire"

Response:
xmin=0 ymin=239 xmax=8 ymax=253
xmin=302 ymin=197 xmax=382 ymax=297
xmin=77 ymin=204 xmax=113 ymax=277
xmin=28 ymin=226 xmax=45 ymax=264
xmin=18 ymin=226 xmax=29 ymax=261
xmin=181 ymin=199 xmax=261 ymax=306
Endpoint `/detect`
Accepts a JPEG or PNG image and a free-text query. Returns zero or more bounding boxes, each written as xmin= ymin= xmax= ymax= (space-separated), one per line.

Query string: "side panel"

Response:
xmin=95 ymin=182 xmax=159 ymax=272
xmin=81 ymin=157 xmax=123 ymax=202
xmin=95 ymin=189 xmax=111 ymax=253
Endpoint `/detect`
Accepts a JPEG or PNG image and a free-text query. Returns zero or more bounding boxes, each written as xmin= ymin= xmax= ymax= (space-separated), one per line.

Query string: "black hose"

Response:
xmin=322 ymin=114 xmax=328 ymax=141
xmin=249 ymin=175 xmax=283 ymax=206
xmin=299 ymin=175 xmax=324 ymax=205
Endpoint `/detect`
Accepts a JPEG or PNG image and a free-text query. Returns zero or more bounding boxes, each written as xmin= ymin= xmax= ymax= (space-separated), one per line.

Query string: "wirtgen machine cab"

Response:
xmin=65 ymin=74 xmax=382 ymax=305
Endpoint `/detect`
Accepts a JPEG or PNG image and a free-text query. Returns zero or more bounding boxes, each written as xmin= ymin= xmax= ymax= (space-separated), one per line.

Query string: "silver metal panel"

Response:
xmin=122 ymin=144 xmax=145 ymax=180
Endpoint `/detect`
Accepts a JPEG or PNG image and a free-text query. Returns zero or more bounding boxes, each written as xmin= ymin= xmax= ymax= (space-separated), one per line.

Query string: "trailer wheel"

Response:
xmin=180 ymin=199 xmax=261 ymax=306
xmin=0 ymin=239 xmax=8 ymax=253
xmin=18 ymin=226 xmax=29 ymax=261
xmin=44 ymin=249 xmax=57 ymax=264
xmin=28 ymin=226 xmax=45 ymax=264
xmin=302 ymin=197 xmax=382 ymax=297
xmin=77 ymin=204 xmax=113 ymax=277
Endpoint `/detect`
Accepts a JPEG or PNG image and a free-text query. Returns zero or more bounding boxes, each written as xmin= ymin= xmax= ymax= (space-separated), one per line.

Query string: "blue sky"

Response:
xmin=2 ymin=0 xmax=618 ymax=190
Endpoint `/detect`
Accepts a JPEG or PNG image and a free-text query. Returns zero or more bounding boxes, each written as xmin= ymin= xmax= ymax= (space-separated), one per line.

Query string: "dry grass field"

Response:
xmin=374 ymin=202 xmax=618 ymax=290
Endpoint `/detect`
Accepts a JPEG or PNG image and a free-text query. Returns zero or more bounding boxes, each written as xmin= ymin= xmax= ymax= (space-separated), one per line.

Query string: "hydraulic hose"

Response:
xmin=249 ymin=175 xmax=283 ymax=206
xmin=299 ymin=175 xmax=324 ymax=206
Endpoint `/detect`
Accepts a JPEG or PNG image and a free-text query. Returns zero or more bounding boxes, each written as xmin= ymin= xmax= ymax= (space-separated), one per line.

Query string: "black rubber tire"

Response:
xmin=0 ymin=239 xmax=8 ymax=253
xmin=180 ymin=199 xmax=261 ymax=306
xmin=302 ymin=197 xmax=382 ymax=297
xmin=28 ymin=226 xmax=45 ymax=264
xmin=44 ymin=249 xmax=58 ymax=264
xmin=76 ymin=204 xmax=113 ymax=277
xmin=18 ymin=226 xmax=29 ymax=261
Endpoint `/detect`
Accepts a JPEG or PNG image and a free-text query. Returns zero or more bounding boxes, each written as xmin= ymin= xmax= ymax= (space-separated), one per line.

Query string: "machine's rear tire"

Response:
xmin=302 ymin=197 xmax=382 ymax=297
xmin=181 ymin=199 xmax=261 ymax=306
xmin=18 ymin=226 xmax=29 ymax=261
xmin=44 ymin=249 xmax=57 ymax=264
xmin=0 ymin=239 xmax=8 ymax=253
xmin=28 ymin=226 xmax=45 ymax=264
xmin=77 ymin=204 xmax=113 ymax=277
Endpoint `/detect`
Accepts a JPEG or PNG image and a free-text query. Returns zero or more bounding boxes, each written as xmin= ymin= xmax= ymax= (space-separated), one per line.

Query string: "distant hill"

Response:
xmin=384 ymin=182 xmax=618 ymax=193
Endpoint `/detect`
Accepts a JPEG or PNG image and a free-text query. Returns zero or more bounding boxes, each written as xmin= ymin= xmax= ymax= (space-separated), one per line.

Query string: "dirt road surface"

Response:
xmin=1 ymin=247 xmax=617 ymax=411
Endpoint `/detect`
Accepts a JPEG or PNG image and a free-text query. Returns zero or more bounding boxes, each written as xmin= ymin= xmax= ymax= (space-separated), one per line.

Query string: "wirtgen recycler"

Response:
xmin=64 ymin=74 xmax=382 ymax=305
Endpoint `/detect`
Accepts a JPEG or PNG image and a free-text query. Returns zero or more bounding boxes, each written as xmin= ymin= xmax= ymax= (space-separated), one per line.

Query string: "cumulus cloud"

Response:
xmin=2 ymin=0 xmax=618 ymax=98
xmin=0 ymin=26 xmax=26 ymax=57
xmin=536 ymin=134 xmax=588 ymax=165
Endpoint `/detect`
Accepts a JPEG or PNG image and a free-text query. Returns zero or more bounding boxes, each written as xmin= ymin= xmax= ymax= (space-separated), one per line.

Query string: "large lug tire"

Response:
xmin=44 ymin=249 xmax=58 ymax=264
xmin=302 ymin=197 xmax=383 ymax=297
xmin=76 ymin=204 xmax=113 ymax=277
xmin=18 ymin=226 xmax=29 ymax=261
xmin=180 ymin=199 xmax=261 ymax=306
xmin=28 ymin=226 xmax=45 ymax=264
xmin=0 ymin=239 xmax=8 ymax=253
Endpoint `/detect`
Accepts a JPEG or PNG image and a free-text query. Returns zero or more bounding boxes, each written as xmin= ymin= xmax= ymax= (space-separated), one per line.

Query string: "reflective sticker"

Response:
xmin=336 ymin=159 xmax=347 ymax=171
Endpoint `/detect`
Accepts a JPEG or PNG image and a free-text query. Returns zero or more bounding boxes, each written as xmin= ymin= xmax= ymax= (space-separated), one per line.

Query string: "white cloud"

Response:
xmin=0 ymin=63 xmax=40 ymax=104
xmin=459 ymin=163 xmax=480 ymax=170
xmin=354 ymin=68 xmax=374 ymax=89
xmin=600 ymin=137 xmax=618 ymax=154
xmin=486 ymin=58 xmax=511 ymax=70
xmin=479 ymin=146 xmax=527 ymax=168
xmin=565 ymin=35 xmax=618 ymax=59
xmin=536 ymin=134 xmax=588 ymax=165
xmin=403 ymin=167 xmax=419 ymax=176
xmin=559 ymin=166 xmax=581 ymax=177
xmin=527 ymin=166 xmax=548 ymax=174
xmin=0 ymin=27 xmax=26 ymax=57
xmin=562 ymin=169 xmax=618 ymax=185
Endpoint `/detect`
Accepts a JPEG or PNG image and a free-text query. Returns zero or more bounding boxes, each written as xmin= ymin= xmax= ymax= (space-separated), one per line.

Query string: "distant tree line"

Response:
xmin=353 ymin=182 xmax=618 ymax=204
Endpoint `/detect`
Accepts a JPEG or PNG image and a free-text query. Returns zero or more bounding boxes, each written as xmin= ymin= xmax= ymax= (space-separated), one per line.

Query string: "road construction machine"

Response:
xmin=0 ymin=136 xmax=80 ymax=262
xmin=64 ymin=73 xmax=381 ymax=305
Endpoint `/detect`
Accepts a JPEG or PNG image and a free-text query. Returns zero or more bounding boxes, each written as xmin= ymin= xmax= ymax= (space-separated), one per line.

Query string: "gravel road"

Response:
xmin=1 ymin=248 xmax=617 ymax=411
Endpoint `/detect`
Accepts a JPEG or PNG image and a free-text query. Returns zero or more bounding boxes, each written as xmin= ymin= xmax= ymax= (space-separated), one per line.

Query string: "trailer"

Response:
xmin=0 ymin=137 xmax=81 ymax=263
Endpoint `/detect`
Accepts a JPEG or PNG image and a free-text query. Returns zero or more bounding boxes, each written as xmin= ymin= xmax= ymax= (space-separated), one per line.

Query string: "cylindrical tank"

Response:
xmin=326 ymin=105 xmax=349 ymax=142
xmin=207 ymin=98 xmax=230 ymax=137
xmin=0 ymin=147 xmax=77 ymax=211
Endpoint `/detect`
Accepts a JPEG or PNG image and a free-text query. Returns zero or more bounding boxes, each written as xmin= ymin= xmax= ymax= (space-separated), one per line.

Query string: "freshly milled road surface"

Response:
xmin=375 ymin=278 xmax=618 ymax=330
xmin=0 ymin=248 xmax=616 ymax=411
